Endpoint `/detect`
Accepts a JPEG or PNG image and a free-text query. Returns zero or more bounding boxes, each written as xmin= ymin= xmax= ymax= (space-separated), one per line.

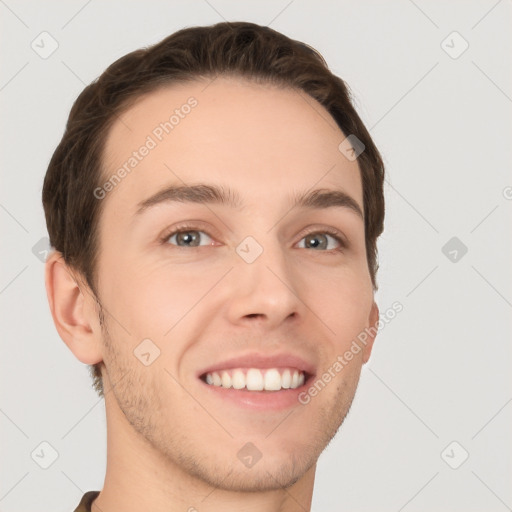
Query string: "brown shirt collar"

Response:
xmin=73 ymin=491 xmax=100 ymax=512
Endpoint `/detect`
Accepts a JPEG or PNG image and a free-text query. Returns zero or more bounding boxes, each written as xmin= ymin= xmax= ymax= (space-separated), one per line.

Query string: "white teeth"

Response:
xmin=232 ymin=369 xmax=245 ymax=389
xmin=281 ymin=369 xmax=291 ymax=389
xmin=246 ymin=368 xmax=264 ymax=391
xmin=291 ymin=370 xmax=299 ymax=388
xmin=204 ymin=368 xmax=306 ymax=391
xmin=212 ymin=372 xmax=222 ymax=386
xmin=221 ymin=371 xmax=231 ymax=388
xmin=264 ymin=369 xmax=282 ymax=391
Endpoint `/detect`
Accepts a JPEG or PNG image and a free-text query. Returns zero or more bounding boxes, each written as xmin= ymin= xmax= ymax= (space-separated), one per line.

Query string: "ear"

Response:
xmin=45 ymin=251 xmax=103 ymax=365
xmin=362 ymin=301 xmax=379 ymax=364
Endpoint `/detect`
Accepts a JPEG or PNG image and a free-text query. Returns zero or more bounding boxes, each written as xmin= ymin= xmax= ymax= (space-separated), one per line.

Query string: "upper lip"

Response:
xmin=197 ymin=352 xmax=316 ymax=378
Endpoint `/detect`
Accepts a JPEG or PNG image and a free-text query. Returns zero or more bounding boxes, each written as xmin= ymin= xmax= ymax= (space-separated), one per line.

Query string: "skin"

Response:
xmin=46 ymin=76 xmax=379 ymax=512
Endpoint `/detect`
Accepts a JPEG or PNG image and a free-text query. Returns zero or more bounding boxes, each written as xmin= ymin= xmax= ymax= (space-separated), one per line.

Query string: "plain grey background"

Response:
xmin=1 ymin=1 xmax=511 ymax=511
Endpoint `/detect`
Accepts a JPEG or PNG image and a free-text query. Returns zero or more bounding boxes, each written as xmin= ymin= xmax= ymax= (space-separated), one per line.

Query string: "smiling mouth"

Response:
xmin=200 ymin=367 xmax=309 ymax=391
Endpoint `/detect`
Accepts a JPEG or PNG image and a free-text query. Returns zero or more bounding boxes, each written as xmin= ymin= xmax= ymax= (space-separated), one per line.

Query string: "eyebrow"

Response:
xmin=135 ymin=183 xmax=363 ymax=219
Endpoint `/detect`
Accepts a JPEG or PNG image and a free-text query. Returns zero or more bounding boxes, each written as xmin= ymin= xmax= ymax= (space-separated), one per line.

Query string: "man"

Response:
xmin=43 ymin=21 xmax=385 ymax=512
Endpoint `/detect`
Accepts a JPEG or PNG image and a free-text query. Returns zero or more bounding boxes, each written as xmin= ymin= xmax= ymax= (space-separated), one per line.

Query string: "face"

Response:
xmin=93 ymin=76 xmax=378 ymax=491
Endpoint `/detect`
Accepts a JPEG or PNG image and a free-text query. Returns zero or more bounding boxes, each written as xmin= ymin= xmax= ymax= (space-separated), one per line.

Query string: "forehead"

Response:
xmin=101 ymin=76 xmax=363 ymax=212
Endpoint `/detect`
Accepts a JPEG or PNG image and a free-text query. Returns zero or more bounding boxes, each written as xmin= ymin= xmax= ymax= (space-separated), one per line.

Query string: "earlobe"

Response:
xmin=45 ymin=251 xmax=103 ymax=365
xmin=362 ymin=301 xmax=379 ymax=365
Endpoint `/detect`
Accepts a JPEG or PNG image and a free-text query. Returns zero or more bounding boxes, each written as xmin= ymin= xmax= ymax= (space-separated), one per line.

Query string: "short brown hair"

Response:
xmin=43 ymin=21 xmax=385 ymax=397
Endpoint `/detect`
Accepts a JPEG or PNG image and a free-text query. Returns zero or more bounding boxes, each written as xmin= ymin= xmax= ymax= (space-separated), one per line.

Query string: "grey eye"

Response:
xmin=167 ymin=230 xmax=213 ymax=247
xmin=297 ymin=232 xmax=341 ymax=250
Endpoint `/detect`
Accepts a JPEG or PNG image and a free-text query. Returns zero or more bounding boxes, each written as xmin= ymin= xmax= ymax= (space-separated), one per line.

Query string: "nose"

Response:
xmin=224 ymin=242 xmax=304 ymax=330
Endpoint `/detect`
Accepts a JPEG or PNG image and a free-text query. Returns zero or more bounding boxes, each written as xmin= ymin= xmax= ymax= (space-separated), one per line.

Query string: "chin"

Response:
xmin=195 ymin=453 xmax=315 ymax=492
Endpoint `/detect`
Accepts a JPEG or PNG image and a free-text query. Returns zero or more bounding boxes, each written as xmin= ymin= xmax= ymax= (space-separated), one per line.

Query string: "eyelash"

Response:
xmin=159 ymin=223 xmax=347 ymax=252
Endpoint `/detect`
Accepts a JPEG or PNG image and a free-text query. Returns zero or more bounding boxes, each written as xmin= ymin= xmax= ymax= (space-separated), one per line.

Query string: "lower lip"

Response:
xmin=199 ymin=377 xmax=313 ymax=411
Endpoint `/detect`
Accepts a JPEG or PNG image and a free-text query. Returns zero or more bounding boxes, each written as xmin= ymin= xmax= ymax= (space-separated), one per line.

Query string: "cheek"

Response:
xmin=105 ymin=258 xmax=225 ymax=338
xmin=306 ymin=269 xmax=373 ymax=342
